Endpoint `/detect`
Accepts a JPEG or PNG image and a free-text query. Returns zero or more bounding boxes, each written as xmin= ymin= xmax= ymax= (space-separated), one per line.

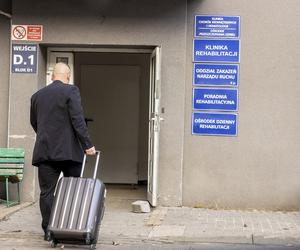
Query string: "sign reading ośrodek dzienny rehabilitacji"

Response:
xmin=192 ymin=112 xmax=237 ymax=136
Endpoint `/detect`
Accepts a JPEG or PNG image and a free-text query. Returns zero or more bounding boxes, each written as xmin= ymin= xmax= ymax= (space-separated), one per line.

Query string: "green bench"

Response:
xmin=0 ymin=148 xmax=24 ymax=207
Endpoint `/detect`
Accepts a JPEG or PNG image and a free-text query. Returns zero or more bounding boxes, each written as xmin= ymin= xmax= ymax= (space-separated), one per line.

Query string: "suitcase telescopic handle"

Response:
xmin=80 ymin=150 xmax=101 ymax=179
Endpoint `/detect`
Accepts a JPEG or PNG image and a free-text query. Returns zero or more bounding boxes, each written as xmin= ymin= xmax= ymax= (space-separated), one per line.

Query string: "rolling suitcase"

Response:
xmin=47 ymin=151 xmax=106 ymax=250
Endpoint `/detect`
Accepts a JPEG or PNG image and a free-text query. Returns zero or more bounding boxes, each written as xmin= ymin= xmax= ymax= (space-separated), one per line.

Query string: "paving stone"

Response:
xmin=149 ymin=225 xmax=185 ymax=238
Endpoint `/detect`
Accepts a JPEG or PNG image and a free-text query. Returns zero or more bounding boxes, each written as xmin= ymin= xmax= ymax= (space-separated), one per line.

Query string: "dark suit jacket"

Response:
xmin=30 ymin=80 xmax=93 ymax=166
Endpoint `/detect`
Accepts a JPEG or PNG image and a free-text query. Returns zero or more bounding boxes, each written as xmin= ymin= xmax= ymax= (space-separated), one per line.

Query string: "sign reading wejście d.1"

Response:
xmin=193 ymin=88 xmax=238 ymax=111
xmin=195 ymin=15 xmax=240 ymax=38
xmin=192 ymin=112 xmax=237 ymax=136
xmin=194 ymin=64 xmax=239 ymax=86
xmin=12 ymin=44 xmax=37 ymax=73
xmin=193 ymin=39 xmax=240 ymax=63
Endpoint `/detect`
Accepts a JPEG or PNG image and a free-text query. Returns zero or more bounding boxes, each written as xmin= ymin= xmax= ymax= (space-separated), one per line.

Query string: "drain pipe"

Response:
xmin=0 ymin=9 xmax=12 ymax=147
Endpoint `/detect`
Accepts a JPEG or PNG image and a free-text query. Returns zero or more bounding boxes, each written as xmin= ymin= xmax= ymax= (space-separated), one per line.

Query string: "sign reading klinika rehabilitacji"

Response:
xmin=193 ymin=39 xmax=240 ymax=63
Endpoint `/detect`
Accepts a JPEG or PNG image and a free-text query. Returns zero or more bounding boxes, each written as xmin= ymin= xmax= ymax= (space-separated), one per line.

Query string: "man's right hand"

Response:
xmin=85 ymin=146 xmax=96 ymax=155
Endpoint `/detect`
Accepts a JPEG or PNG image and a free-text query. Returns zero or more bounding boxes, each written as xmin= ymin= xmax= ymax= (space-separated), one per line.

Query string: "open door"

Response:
xmin=47 ymin=52 xmax=74 ymax=85
xmin=147 ymin=47 xmax=162 ymax=207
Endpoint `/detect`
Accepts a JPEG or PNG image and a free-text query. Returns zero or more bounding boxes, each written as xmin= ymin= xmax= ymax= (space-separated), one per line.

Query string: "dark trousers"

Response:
xmin=38 ymin=161 xmax=82 ymax=233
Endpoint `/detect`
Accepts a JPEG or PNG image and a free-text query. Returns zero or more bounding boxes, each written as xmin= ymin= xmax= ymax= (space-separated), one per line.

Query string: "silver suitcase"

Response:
xmin=47 ymin=151 xmax=106 ymax=249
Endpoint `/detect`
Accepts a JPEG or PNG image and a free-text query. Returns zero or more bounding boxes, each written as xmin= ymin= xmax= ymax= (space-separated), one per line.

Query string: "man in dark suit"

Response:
xmin=30 ymin=62 xmax=95 ymax=239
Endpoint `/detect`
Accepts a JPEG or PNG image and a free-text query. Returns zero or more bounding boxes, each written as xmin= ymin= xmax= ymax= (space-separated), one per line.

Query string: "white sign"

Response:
xmin=11 ymin=25 xmax=43 ymax=41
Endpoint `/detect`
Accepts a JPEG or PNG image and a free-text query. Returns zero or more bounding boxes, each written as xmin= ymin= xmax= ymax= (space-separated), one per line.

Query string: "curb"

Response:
xmin=146 ymin=235 xmax=300 ymax=247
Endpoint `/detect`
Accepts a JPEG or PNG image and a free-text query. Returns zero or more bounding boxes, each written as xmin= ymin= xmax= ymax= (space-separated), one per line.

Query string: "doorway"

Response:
xmin=47 ymin=47 xmax=161 ymax=206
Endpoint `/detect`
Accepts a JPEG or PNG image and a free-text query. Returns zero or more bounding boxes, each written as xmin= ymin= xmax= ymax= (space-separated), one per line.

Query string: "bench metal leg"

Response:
xmin=5 ymin=177 xmax=9 ymax=208
xmin=0 ymin=176 xmax=21 ymax=207
xmin=17 ymin=182 xmax=20 ymax=204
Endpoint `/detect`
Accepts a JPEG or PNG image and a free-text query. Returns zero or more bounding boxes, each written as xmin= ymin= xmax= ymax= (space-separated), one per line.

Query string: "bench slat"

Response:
xmin=0 ymin=159 xmax=25 ymax=164
xmin=0 ymin=148 xmax=25 ymax=158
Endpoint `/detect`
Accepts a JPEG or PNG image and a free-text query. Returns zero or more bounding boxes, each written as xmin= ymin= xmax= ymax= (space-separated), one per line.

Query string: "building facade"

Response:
xmin=1 ymin=0 xmax=300 ymax=210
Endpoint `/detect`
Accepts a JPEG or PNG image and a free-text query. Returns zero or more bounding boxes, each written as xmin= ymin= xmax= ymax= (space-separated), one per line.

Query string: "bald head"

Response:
xmin=52 ymin=62 xmax=71 ymax=84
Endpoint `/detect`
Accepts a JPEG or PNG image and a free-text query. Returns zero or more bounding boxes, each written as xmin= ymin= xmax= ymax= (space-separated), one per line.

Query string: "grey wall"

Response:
xmin=183 ymin=0 xmax=300 ymax=210
xmin=12 ymin=0 xmax=187 ymax=206
xmin=7 ymin=44 xmax=46 ymax=202
xmin=0 ymin=15 xmax=10 ymax=147
xmin=0 ymin=11 xmax=10 ymax=199
xmin=0 ymin=0 xmax=11 ymax=13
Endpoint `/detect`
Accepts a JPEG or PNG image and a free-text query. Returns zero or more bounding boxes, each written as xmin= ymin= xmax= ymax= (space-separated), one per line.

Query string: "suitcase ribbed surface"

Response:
xmin=49 ymin=177 xmax=103 ymax=232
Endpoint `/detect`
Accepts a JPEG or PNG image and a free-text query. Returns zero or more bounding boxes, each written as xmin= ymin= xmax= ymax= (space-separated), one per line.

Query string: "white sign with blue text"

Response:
xmin=193 ymin=39 xmax=240 ymax=63
xmin=193 ymin=63 xmax=239 ymax=87
xmin=192 ymin=112 xmax=237 ymax=136
xmin=194 ymin=15 xmax=240 ymax=39
xmin=12 ymin=44 xmax=37 ymax=73
xmin=193 ymin=88 xmax=238 ymax=111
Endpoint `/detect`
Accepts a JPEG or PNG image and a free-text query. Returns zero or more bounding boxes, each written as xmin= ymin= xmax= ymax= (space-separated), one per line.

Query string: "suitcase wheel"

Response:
xmin=90 ymin=244 xmax=96 ymax=250
xmin=50 ymin=240 xmax=57 ymax=248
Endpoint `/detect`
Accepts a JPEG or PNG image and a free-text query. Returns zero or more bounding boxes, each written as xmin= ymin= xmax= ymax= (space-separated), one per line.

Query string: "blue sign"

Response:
xmin=193 ymin=64 xmax=239 ymax=86
xmin=192 ymin=112 xmax=238 ymax=136
xmin=193 ymin=88 xmax=238 ymax=111
xmin=193 ymin=39 xmax=240 ymax=63
xmin=195 ymin=15 xmax=240 ymax=38
xmin=12 ymin=44 xmax=37 ymax=73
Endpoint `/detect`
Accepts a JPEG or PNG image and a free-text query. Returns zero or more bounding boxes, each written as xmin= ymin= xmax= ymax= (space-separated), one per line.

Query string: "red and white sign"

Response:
xmin=12 ymin=25 xmax=43 ymax=41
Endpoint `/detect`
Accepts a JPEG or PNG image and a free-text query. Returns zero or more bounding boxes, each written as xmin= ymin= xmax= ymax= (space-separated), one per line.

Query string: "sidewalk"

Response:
xmin=0 ymin=187 xmax=299 ymax=249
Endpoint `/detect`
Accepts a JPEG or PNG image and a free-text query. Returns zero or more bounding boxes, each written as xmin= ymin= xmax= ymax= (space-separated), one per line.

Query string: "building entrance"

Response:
xmin=47 ymin=47 xmax=161 ymax=206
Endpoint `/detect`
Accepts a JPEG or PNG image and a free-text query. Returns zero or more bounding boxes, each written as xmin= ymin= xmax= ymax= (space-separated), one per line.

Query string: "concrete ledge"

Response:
xmin=253 ymin=235 xmax=300 ymax=246
xmin=0 ymin=202 xmax=34 ymax=221
xmin=146 ymin=235 xmax=300 ymax=246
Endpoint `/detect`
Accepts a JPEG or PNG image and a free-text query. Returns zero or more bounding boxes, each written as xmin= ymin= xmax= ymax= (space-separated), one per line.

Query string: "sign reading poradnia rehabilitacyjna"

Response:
xmin=193 ymin=88 xmax=238 ymax=111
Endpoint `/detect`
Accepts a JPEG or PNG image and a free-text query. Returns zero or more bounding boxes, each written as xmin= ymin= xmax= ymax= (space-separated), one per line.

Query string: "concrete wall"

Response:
xmin=12 ymin=0 xmax=187 ymax=205
xmin=183 ymin=0 xmax=300 ymax=210
xmin=0 ymin=0 xmax=11 ymax=147
xmin=0 ymin=0 xmax=11 ymax=13
xmin=0 ymin=16 xmax=10 ymax=148
xmin=0 ymin=2 xmax=11 ymax=198
xmin=7 ymin=45 xmax=46 ymax=201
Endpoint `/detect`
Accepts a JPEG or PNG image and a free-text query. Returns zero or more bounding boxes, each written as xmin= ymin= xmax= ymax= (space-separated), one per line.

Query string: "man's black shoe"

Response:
xmin=44 ymin=231 xmax=51 ymax=241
